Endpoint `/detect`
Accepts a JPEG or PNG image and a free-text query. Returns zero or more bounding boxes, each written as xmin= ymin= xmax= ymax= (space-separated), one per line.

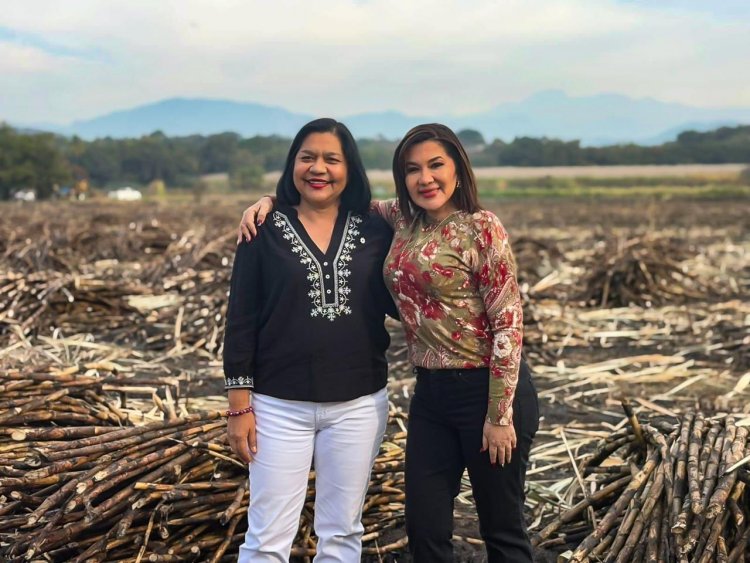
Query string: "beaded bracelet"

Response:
xmin=226 ymin=406 xmax=254 ymax=417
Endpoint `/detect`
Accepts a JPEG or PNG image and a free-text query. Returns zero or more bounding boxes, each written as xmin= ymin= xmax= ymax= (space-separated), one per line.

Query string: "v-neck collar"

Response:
xmin=282 ymin=205 xmax=348 ymax=261
xmin=272 ymin=207 xmax=366 ymax=321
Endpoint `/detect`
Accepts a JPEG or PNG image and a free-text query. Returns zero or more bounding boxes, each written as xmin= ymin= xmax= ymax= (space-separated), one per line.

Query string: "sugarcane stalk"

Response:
xmin=219 ymin=481 xmax=248 ymax=525
xmin=9 ymin=424 xmax=118 ymax=442
xmin=614 ymin=456 xmax=668 ymax=563
xmin=716 ymin=535 xmax=729 ymax=563
xmin=707 ymin=427 xmax=748 ymax=519
xmin=684 ymin=512 xmax=707 ymax=556
xmin=118 ymin=507 xmax=138 ymax=537
xmin=587 ymin=526 xmax=618 ymax=560
xmin=531 ymin=475 xmax=631 ymax=547
xmin=93 ymin=422 xmax=224 ymax=484
xmin=76 ymin=445 xmax=187 ymax=514
xmin=727 ymin=487 xmax=745 ymax=529
xmin=40 ymin=411 xmax=222 ymax=452
xmin=696 ymin=511 xmax=730 ymax=563
xmin=26 ymin=461 xmax=107 ymax=525
xmin=658 ymin=495 xmax=671 ymax=563
xmin=607 ymin=472 xmax=652 ymax=563
xmin=687 ymin=414 xmax=706 ymax=514
xmin=621 ymin=398 xmax=646 ymax=451
xmin=671 ymin=412 xmax=695 ymax=526
xmin=726 ymin=522 xmax=750 ymax=563
xmin=207 ymin=511 xmax=244 ymax=563
xmin=631 ymin=519 xmax=651 ymax=562
xmin=70 ymin=521 xmax=119 ymax=563
xmin=165 ymin=491 xmax=238 ymax=513
xmin=569 ymin=450 xmax=659 ymax=562
xmin=695 ymin=430 xmax=725 ymax=514
xmin=580 ymin=433 xmax=633 ymax=473
xmin=361 ymin=535 xmax=409 ymax=555
xmin=85 ymin=447 xmax=204 ymax=525
xmin=134 ymin=501 xmax=161 ymax=563
xmin=41 ymin=417 xmax=219 ymax=462
xmin=0 ymin=388 xmax=69 ymax=425
xmin=646 ymin=474 xmax=664 ymax=563
xmin=1 ymin=410 xmax=107 ymax=426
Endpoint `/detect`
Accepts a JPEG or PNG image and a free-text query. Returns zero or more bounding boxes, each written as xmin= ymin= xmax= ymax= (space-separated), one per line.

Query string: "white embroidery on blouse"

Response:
xmin=225 ymin=376 xmax=254 ymax=388
xmin=273 ymin=211 xmax=364 ymax=321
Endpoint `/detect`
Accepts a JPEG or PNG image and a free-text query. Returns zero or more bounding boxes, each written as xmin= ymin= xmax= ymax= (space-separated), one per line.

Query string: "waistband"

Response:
xmin=413 ymin=366 xmax=488 ymax=377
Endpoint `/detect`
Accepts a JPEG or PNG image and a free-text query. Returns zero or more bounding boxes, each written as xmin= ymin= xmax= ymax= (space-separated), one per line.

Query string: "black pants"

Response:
xmin=405 ymin=360 xmax=539 ymax=563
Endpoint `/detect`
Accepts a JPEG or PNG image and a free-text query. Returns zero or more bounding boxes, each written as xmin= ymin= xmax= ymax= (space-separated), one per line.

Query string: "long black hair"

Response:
xmin=276 ymin=118 xmax=371 ymax=214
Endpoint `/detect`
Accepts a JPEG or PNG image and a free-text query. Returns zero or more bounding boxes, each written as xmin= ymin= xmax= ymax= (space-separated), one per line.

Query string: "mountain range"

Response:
xmin=17 ymin=90 xmax=750 ymax=146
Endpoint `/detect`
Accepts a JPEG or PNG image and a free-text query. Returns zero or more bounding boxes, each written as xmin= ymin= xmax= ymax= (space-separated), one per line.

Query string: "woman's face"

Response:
xmin=293 ymin=132 xmax=348 ymax=208
xmin=404 ymin=140 xmax=459 ymax=221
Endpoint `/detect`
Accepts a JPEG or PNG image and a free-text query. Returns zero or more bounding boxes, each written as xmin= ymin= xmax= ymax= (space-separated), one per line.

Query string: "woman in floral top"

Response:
xmin=240 ymin=123 xmax=539 ymax=562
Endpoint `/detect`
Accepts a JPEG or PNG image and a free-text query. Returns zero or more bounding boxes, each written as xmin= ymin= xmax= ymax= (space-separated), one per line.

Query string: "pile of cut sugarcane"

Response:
xmin=0 ymin=368 xmax=408 ymax=562
xmin=579 ymin=237 xmax=718 ymax=308
xmin=532 ymin=404 xmax=750 ymax=562
xmin=0 ymin=263 xmax=231 ymax=357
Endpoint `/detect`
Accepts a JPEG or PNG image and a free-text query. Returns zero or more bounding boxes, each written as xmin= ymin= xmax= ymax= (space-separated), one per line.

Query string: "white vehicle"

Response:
xmin=107 ymin=187 xmax=143 ymax=201
xmin=13 ymin=189 xmax=36 ymax=201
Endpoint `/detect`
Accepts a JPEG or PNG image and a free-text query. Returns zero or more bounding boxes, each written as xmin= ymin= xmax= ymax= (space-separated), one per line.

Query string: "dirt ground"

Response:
xmin=2 ymin=196 xmax=748 ymax=562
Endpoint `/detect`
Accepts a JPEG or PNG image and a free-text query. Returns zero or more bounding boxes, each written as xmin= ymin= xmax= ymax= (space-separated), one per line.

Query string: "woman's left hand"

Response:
xmin=482 ymin=421 xmax=516 ymax=466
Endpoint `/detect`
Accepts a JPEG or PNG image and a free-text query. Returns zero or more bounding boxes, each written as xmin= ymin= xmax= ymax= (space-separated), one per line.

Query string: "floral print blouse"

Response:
xmin=375 ymin=200 xmax=523 ymax=426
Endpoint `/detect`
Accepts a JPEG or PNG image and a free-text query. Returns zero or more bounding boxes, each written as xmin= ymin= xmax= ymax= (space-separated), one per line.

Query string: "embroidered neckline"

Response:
xmin=273 ymin=211 xmax=364 ymax=321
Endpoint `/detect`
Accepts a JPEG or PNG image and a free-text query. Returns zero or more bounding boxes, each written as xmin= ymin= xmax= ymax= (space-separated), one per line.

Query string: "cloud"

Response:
xmin=0 ymin=0 xmax=748 ymax=123
xmin=0 ymin=42 xmax=59 ymax=73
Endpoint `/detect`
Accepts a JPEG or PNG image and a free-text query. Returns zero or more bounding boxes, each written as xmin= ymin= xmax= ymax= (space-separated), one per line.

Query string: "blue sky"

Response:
xmin=1 ymin=0 xmax=748 ymax=124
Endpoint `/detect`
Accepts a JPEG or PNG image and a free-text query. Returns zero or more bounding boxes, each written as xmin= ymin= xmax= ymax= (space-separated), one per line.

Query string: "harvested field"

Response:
xmin=264 ymin=163 xmax=749 ymax=184
xmin=1 ymin=197 xmax=749 ymax=562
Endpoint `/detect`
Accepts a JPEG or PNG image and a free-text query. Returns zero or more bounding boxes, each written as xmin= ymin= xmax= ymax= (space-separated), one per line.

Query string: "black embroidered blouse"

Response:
xmin=223 ymin=205 xmax=396 ymax=402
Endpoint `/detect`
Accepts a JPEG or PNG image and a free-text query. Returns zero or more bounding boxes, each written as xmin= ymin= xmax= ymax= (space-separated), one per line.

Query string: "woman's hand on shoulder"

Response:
xmin=481 ymin=420 xmax=516 ymax=466
xmin=227 ymin=412 xmax=257 ymax=464
xmin=238 ymin=196 xmax=275 ymax=243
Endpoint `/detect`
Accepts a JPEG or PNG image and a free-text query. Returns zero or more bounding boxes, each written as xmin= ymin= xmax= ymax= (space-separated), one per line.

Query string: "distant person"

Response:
xmin=239 ymin=123 xmax=539 ymax=562
xmin=223 ymin=118 xmax=397 ymax=562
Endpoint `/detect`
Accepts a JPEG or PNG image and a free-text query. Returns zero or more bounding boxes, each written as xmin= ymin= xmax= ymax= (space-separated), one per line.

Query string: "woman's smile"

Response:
xmin=418 ymin=187 xmax=440 ymax=198
xmin=306 ymin=178 xmax=332 ymax=189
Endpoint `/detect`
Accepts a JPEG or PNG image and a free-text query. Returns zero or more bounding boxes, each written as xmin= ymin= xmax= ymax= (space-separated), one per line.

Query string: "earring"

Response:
xmin=456 ymin=181 xmax=461 ymax=189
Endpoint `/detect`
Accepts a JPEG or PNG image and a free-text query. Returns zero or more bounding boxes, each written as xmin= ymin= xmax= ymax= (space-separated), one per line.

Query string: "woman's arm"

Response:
xmin=223 ymin=240 xmax=262 ymax=462
xmin=224 ymin=240 xmax=262 ymax=382
xmin=474 ymin=212 xmax=524 ymax=427
xmin=238 ymin=195 xmax=275 ymax=243
xmin=369 ymin=199 xmax=400 ymax=228
xmin=473 ymin=211 xmax=524 ymax=466
xmin=238 ymin=198 xmax=401 ymax=241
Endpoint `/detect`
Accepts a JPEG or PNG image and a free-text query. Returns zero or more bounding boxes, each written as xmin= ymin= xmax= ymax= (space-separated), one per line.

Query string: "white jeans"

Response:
xmin=238 ymin=388 xmax=388 ymax=563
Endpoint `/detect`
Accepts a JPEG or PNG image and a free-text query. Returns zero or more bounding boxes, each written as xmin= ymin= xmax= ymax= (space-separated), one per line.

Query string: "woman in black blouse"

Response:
xmin=223 ymin=118 xmax=396 ymax=562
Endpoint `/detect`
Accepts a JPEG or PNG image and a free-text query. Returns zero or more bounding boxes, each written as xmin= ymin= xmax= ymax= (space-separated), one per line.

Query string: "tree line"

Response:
xmin=1 ymin=123 xmax=749 ymax=200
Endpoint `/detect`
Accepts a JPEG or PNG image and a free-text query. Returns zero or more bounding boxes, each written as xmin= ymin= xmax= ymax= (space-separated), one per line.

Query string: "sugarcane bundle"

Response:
xmin=0 ymin=367 xmax=409 ymax=562
xmin=0 ymin=267 xmax=231 ymax=358
xmin=532 ymin=406 xmax=750 ymax=562
xmin=0 ymin=202 xmax=233 ymax=276
xmin=580 ymin=236 xmax=718 ymax=308
xmin=0 ymin=269 xmax=150 ymax=341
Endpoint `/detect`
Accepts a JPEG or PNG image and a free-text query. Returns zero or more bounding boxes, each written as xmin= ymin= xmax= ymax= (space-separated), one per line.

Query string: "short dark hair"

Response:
xmin=392 ymin=123 xmax=481 ymax=222
xmin=276 ymin=118 xmax=371 ymax=214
